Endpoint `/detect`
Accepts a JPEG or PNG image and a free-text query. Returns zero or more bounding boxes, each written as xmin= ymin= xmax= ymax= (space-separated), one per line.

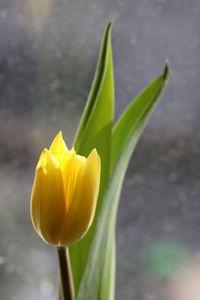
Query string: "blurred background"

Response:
xmin=0 ymin=0 xmax=200 ymax=299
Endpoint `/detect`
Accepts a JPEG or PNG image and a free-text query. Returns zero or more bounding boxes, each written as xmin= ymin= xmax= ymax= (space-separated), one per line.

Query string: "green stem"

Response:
xmin=57 ymin=247 xmax=75 ymax=300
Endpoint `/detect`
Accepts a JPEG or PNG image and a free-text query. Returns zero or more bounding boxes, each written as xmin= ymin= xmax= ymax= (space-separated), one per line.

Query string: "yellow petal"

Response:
xmin=59 ymin=149 xmax=101 ymax=246
xmin=60 ymin=149 xmax=86 ymax=210
xmin=49 ymin=131 xmax=68 ymax=161
xmin=31 ymin=149 xmax=66 ymax=245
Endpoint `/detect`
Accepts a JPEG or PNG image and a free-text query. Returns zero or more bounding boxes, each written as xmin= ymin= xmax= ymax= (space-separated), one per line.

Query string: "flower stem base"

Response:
xmin=57 ymin=247 xmax=75 ymax=300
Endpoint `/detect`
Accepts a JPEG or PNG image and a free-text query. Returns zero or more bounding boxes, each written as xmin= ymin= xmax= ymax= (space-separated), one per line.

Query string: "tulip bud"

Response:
xmin=30 ymin=131 xmax=101 ymax=247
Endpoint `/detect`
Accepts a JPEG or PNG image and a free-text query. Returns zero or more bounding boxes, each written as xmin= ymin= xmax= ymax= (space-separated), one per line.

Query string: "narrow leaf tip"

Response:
xmin=106 ymin=20 xmax=113 ymax=33
xmin=163 ymin=60 xmax=170 ymax=80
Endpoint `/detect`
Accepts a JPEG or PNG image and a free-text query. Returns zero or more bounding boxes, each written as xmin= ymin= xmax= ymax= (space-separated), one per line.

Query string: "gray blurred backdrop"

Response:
xmin=0 ymin=0 xmax=200 ymax=299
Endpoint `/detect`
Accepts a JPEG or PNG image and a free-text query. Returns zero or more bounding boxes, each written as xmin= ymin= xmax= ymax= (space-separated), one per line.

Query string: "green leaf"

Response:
xmin=111 ymin=62 xmax=169 ymax=176
xmin=69 ymin=22 xmax=114 ymax=293
xmin=77 ymin=63 xmax=169 ymax=300
xmin=98 ymin=236 xmax=116 ymax=300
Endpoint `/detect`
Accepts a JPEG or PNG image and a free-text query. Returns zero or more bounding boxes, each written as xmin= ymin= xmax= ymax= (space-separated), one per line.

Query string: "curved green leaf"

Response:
xmin=77 ymin=63 xmax=169 ymax=300
xmin=70 ymin=22 xmax=114 ymax=293
xmin=111 ymin=62 xmax=169 ymax=175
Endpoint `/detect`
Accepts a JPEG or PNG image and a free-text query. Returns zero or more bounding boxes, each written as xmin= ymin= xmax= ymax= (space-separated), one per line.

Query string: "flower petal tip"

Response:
xmin=88 ymin=148 xmax=100 ymax=160
xmin=57 ymin=130 xmax=63 ymax=137
xmin=49 ymin=131 xmax=68 ymax=159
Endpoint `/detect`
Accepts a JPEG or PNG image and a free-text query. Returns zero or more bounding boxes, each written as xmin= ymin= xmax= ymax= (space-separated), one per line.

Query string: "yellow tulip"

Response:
xmin=30 ymin=131 xmax=101 ymax=247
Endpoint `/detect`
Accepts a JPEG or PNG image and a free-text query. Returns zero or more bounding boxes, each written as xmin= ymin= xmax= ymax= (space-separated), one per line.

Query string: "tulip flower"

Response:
xmin=30 ymin=131 xmax=101 ymax=247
